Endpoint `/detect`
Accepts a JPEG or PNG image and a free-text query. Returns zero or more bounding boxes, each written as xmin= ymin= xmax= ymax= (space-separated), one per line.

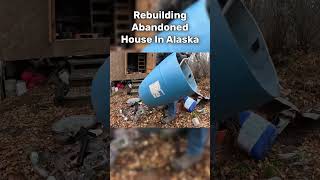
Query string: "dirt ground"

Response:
xmin=110 ymin=132 xmax=210 ymax=180
xmin=216 ymin=52 xmax=320 ymax=179
xmin=110 ymin=78 xmax=210 ymax=128
xmin=0 ymin=85 xmax=94 ymax=179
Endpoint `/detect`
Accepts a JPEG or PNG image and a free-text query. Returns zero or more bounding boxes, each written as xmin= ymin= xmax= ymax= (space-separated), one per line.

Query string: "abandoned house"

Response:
xmin=0 ymin=0 xmax=157 ymax=100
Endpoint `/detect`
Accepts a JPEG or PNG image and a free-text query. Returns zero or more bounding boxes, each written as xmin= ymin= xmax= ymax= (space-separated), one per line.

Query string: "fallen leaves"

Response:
xmin=0 ymin=85 xmax=94 ymax=179
xmin=111 ymin=133 xmax=210 ymax=180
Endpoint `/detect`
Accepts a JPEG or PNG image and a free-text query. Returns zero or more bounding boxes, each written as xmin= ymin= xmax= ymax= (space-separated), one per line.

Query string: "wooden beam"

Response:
xmin=0 ymin=60 xmax=4 ymax=101
xmin=48 ymin=0 xmax=56 ymax=43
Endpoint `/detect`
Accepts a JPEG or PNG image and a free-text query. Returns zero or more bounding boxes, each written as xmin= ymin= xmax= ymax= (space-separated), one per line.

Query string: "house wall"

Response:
xmin=0 ymin=0 xmax=109 ymax=61
xmin=110 ymin=50 xmax=156 ymax=81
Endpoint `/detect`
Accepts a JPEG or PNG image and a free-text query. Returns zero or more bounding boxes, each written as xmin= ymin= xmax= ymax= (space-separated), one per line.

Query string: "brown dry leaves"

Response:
xmin=0 ymin=85 xmax=94 ymax=179
xmin=276 ymin=52 xmax=320 ymax=111
xmin=111 ymin=133 xmax=210 ymax=180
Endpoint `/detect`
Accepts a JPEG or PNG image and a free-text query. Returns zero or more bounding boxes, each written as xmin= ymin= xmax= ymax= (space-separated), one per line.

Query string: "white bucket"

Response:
xmin=16 ymin=80 xmax=27 ymax=96
xmin=5 ymin=79 xmax=17 ymax=97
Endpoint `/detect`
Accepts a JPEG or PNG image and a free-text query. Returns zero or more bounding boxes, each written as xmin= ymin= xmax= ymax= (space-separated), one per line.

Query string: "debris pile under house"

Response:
xmin=110 ymin=78 xmax=210 ymax=128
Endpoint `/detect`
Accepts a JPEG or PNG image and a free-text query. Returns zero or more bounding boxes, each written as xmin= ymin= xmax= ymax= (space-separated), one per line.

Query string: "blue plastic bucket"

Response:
xmin=143 ymin=0 xmax=210 ymax=52
xmin=238 ymin=111 xmax=277 ymax=160
xmin=139 ymin=53 xmax=198 ymax=107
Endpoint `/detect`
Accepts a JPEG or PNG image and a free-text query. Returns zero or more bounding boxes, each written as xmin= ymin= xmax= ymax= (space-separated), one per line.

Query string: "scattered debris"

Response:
xmin=302 ymin=112 xmax=320 ymax=121
xmin=126 ymin=98 xmax=141 ymax=106
xmin=88 ymin=129 xmax=103 ymax=137
xmin=29 ymin=152 xmax=50 ymax=178
xmin=278 ymin=152 xmax=298 ymax=160
xmin=192 ymin=117 xmax=200 ymax=127
xmin=52 ymin=115 xmax=96 ymax=143
xmin=196 ymin=108 xmax=206 ymax=114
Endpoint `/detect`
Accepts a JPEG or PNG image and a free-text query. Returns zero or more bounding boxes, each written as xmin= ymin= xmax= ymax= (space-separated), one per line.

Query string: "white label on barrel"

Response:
xmin=149 ymin=81 xmax=165 ymax=98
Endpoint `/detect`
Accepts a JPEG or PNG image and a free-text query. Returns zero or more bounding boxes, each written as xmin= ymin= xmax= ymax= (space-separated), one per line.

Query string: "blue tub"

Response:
xmin=138 ymin=53 xmax=198 ymax=106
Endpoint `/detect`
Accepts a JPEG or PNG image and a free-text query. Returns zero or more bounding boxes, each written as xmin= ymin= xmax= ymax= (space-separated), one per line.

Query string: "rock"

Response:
xmin=47 ymin=176 xmax=56 ymax=180
xmin=88 ymin=129 xmax=103 ymax=136
xmin=33 ymin=166 xmax=49 ymax=178
xmin=126 ymin=98 xmax=140 ymax=106
xmin=52 ymin=115 xmax=96 ymax=134
xmin=30 ymin=152 xmax=39 ymax=166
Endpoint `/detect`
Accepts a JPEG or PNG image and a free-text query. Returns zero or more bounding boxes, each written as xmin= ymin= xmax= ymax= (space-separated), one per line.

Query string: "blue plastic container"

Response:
xmin=91 ymin=59 xmax=109 ymax=126
xmin=212 ymin=0 xmax=280 ymax=120
xmin=143 ymin=0 xmax=210 ymax=52
xmin=138 ymin=53 xmax=198 ymax=107
xmin=184 ymin=96 xmax=197 ymax=112
xmin=238 ymin=111 xmax=277 ymax=160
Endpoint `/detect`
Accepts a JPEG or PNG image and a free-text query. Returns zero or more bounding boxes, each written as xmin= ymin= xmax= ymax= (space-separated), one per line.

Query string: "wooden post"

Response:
xmin=0 ymin=60 xmax=4 ymax=100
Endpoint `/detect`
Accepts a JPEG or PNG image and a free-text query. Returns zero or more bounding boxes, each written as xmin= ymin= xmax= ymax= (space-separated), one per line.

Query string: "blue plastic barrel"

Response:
xmin=212 ymin=0 xmax=280 ymax=120
xmin=238 ymin=111 xmax=277 ymax=160
xmin=91 ymin=58 xmax=109 ymax=127
xmin=143 ymin=0 xmax=210 ymax=52
xmin=138 ymin=53 xmax=198 ymax=107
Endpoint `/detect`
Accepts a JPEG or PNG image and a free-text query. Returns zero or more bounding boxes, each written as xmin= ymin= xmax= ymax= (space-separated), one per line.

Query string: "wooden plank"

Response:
xmin=0 ymin=60 xmax=4 ymax=100
xmin=49 ymin=0 xmax=56 ymax=43
xmin=146 ymin=53 xmax=156 ymax=73
xmin=51 ymin=38 xmax=110 ymax=57
xmin=110 ymin=50 xmax=126 ymax=81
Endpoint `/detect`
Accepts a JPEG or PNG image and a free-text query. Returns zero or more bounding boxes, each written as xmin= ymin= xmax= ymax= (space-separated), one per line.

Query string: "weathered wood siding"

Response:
xmin=110 ymin=50 xmax=156 ymax=81
xmin=0 ymin=0 xmax=109 ymax=61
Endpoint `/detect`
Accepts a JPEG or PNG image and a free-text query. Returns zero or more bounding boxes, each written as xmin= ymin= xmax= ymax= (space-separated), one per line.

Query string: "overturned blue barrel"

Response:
xmin=139 ymin=53 xmax=198 ymax=107
xmin=212 ymin=0 xmax=280 ymax=120
xmin=143 ymin=0 xmax=210 ymax=53
xmin=91 ymin=58 xmax=109 ymax=127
